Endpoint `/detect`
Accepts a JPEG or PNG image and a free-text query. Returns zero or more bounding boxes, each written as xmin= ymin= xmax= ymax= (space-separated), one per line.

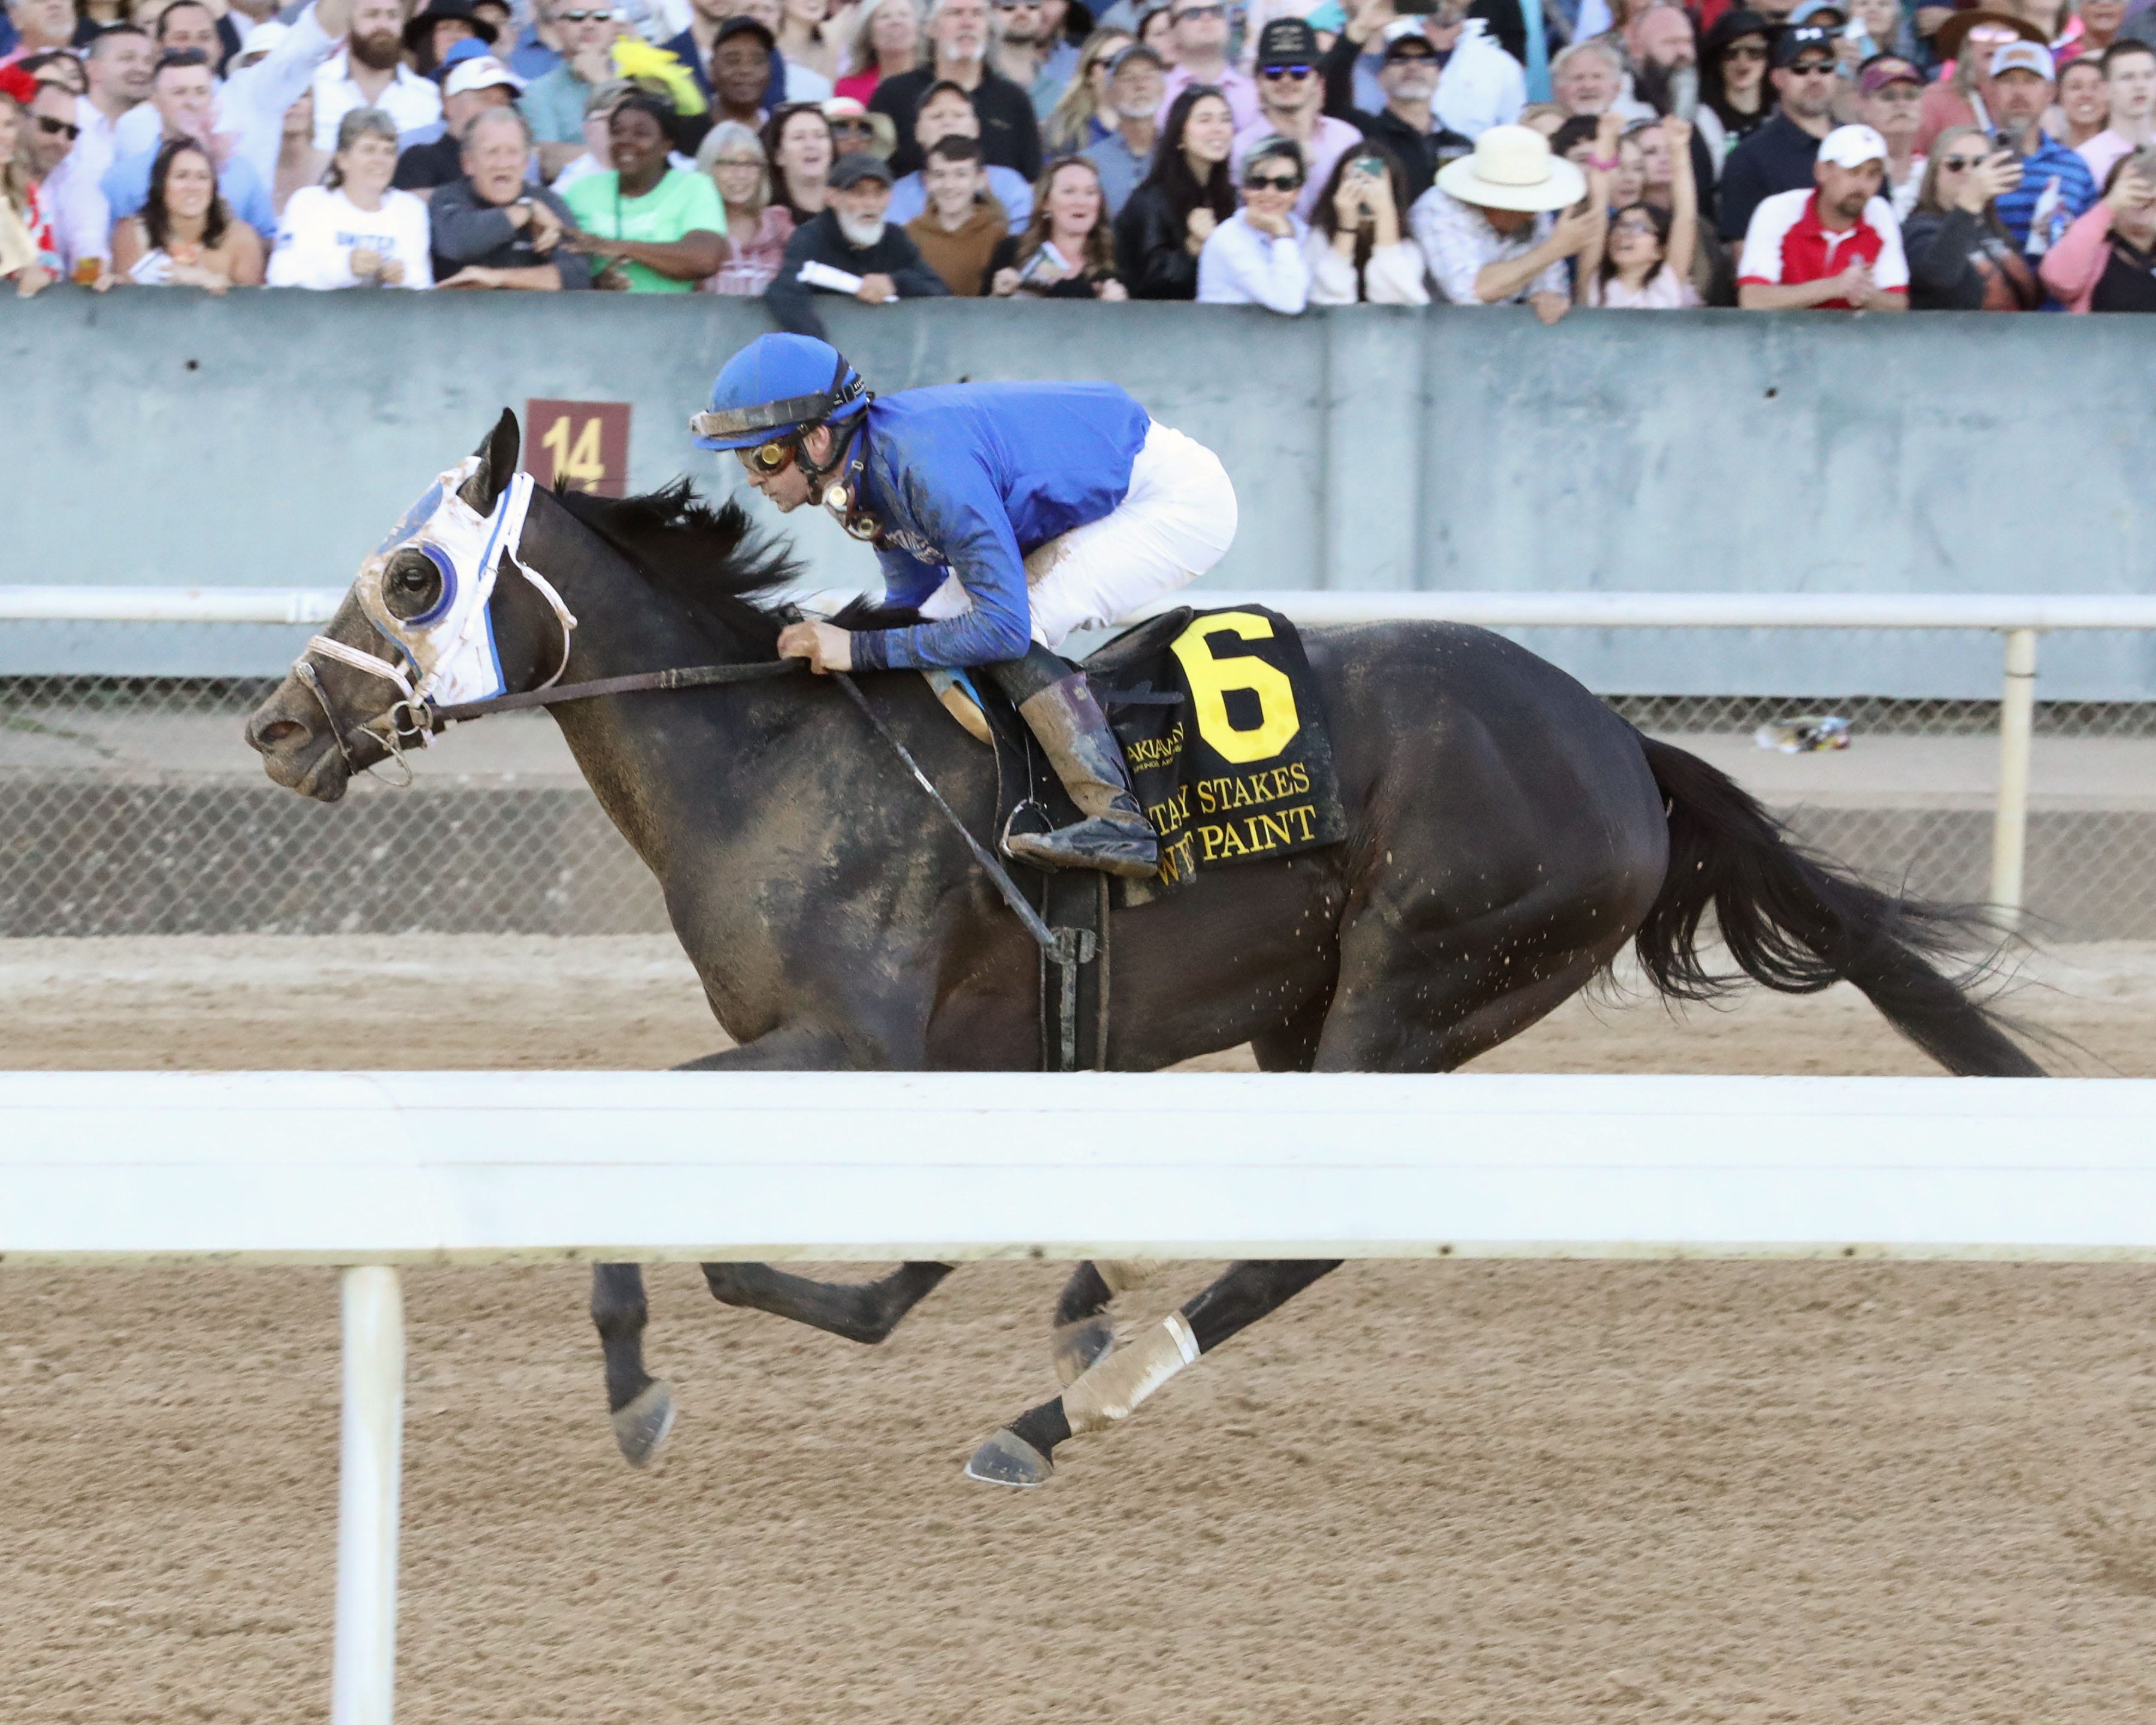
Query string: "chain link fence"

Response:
xmin=6 ymin=663 xmax=2156 ymax=940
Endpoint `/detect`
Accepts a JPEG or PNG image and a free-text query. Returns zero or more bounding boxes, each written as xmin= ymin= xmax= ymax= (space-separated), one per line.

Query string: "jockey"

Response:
xmin=691 ymin=332 xmax=1239 ymax=880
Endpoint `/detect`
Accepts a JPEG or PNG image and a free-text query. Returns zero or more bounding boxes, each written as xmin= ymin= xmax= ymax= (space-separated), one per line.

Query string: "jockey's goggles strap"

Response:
xmin=690 ymin=351 xmax=870 ymax=442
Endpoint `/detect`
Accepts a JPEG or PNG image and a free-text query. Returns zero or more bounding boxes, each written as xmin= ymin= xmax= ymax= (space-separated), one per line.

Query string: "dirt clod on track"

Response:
xmin=7 ymin=936 xmax=2156 ymax=1723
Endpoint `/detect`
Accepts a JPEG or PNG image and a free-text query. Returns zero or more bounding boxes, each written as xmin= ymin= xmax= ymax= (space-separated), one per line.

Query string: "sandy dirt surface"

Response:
xmin=2 ymin=932 xmax=2151 ymax=1075
xmin=7 ymin=937 xmax=2156 ymax=1722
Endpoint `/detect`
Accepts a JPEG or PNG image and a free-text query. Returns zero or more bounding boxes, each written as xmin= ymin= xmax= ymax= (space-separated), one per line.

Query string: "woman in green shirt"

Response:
xmin=561 ymin=93 xmax=728 ymax=292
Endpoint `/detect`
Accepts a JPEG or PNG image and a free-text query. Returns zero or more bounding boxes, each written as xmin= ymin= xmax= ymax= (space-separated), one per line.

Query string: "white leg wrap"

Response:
xmin=1061 ymin=1312 xmax=1201 ymax=1436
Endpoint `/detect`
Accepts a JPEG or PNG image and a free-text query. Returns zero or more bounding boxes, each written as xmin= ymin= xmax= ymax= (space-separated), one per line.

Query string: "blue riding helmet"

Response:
xmin=689 ymin=334 xmax=871 ymax=452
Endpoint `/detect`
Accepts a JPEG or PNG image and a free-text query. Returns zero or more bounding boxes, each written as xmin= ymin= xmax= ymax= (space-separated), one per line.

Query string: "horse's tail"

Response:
xmin=1630 ymin=734 xmax=2044 ymax=1078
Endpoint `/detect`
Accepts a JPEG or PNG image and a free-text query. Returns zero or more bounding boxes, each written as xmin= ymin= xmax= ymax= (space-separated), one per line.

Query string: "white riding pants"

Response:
xmin=915 ymin=421 xmax=1240 ymax=652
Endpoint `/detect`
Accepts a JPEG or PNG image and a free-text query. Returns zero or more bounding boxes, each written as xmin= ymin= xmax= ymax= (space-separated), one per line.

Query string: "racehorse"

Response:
xmin=245 ymin=411 xmax=2043 ymax=1487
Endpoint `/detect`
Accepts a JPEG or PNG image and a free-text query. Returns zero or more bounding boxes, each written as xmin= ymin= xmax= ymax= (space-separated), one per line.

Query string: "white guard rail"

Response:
xmin=7 ymin=1069 xmax=2156 ymax=1725
xmin=14 ymin=585 xmax=2156 ymax=924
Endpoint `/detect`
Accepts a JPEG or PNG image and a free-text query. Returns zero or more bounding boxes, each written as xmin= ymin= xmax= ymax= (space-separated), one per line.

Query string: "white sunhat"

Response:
xmin=1435 ymin=123 xmax=1587 ymax=213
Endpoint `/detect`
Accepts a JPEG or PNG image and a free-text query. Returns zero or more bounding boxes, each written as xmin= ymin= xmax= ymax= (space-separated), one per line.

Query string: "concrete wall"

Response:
xmin=4 ymin=291 xmax=2152 ymax=696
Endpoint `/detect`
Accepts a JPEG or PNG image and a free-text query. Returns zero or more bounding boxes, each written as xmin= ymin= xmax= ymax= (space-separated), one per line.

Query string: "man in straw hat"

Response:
xmin=1408 ymin=120 xmax=1598 ymax=322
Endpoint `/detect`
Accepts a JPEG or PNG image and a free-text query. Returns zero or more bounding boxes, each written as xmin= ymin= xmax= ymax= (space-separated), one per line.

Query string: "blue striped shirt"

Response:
xmin=1994 ymin=137 xmax=2099 ymax=262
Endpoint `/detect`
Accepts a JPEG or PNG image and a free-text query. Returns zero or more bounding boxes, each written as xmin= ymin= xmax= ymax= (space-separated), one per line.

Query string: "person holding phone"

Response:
xmin=1306 ymin=138 xmax=1428 ymax=300
xmin=1902 ymin=123 xmax=2039 ymax=307
xmin=988 ymin=152 xmax=1128 ymax=293
xmin=2041 ymin=144 xmax=2156 ymax=308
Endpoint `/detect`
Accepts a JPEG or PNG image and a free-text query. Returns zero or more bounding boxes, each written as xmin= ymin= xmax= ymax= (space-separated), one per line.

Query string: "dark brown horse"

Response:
xmin=245 ymin=413 xmax=2041 ymax=1488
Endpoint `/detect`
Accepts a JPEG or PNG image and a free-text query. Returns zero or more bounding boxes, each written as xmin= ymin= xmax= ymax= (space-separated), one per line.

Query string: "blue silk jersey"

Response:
xmin=845 ymin=382 xmax=1153 ymax=671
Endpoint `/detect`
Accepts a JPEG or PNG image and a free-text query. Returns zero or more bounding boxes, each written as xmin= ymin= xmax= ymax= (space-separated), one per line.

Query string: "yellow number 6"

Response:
xmin=1170 ymin=612 xmax=1300 ymax=765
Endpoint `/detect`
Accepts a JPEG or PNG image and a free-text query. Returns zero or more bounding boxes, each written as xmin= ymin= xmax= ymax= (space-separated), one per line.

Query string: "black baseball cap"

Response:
xmin=1773 ymin=22 xmax=1836 ymax=66
xmin=829 ymin=149 xmax=894 ymax=188
xmin=1254 ymin=17 xmax=1319 ymax=69
xmin=714 ymin=14 xmax=776 ymax=52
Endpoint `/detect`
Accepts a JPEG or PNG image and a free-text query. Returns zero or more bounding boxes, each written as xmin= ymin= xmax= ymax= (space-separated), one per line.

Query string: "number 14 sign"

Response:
xmin=525 ymin=399 xmax=632 ymax=498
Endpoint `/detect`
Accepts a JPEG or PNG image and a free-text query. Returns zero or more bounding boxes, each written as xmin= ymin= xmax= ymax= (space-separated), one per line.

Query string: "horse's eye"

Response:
xmin=383 ymin=549 xmax=443 ymax=620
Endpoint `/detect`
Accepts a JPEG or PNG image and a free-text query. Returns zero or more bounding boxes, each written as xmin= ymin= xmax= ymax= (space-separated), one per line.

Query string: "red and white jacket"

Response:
xmin=1737 ymin=188 xmax=1909 ymax=308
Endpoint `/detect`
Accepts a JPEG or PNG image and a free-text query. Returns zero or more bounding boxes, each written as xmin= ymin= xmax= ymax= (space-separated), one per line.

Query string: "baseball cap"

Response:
xmin=1787 ymin=0 xmax=1846 ymax=23
xmin=1107 ymin=41 xmax=1165 ymax=76
xmin=1382 ymin=17 xmax=1439 ymax=56
xmin=1816 ymin=122 xmax=1887 ymax=167
xmin=444 ymin=55 xmax=525 ymax=96
xmin=714 ymin=14 xmax=777 ymax=50
xmin=1254 ymin=17 xmax=1319 ymax=68
xmin=1857 ymin=57 xmax=1921 ymax=93
xmin=1990 ymin=39 xmax=2055 ymax=78
xmin=829 ymin=150 xmax=894 ymax=188
xmin=1772 ymin=22 xmax=1836 ymax=65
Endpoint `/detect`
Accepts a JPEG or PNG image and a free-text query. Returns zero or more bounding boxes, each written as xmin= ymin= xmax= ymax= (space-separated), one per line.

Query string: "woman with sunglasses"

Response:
xmin=1114 ymin=83 xmax=1235 ymax=296
xmin=763 ymin=99 xmax=837 ymax=221
xmin=1196 ymin=134 xmax=1311 ymax=310
xmin=1901 ymin=123 xmax=2038 ymax=307
xmin=0 ymin=74 xmax=60 ymax=295
xmin=1695 ymin=8 xmax=1774 ymax=174
xmin=1041 ymin=26 xmax=1132 ymax=153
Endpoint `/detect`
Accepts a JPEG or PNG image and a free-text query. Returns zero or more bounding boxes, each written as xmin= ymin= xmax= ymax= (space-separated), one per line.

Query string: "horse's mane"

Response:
xmin=551 ymin=478 xmax=923 ymax=647
xmin=553 ymin=480 xmax=803 ymax=648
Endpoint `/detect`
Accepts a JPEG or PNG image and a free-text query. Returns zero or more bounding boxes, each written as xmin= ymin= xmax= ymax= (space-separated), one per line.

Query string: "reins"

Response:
xmin=423 ymin=656 xmax=805 ymax=727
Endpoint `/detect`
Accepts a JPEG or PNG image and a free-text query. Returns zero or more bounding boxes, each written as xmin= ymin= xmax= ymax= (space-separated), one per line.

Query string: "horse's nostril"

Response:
xmin=253 ymin=718 xmax=309 ymax=750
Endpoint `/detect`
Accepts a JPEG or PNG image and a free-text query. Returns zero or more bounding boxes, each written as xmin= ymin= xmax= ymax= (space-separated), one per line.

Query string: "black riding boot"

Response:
xmin=988 ymin=646 xmax=1159 ymax=880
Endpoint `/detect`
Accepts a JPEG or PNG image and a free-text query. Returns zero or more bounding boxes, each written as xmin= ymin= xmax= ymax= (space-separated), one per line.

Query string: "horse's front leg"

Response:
xmin=591 ymin=1019 xmax=922 ymax=1466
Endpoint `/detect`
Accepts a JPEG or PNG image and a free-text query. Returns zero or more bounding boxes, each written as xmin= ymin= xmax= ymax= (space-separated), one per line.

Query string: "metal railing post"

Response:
xmin=332 ymin=1266 xmax=405 ymax=1725
xmin=1990 ymin=627 xmax=2039 ymax=927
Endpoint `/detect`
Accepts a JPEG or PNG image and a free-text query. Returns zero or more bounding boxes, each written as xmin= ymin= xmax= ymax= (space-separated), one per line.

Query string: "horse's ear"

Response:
xmin=459 ymin=409 xmax=521 ymax=515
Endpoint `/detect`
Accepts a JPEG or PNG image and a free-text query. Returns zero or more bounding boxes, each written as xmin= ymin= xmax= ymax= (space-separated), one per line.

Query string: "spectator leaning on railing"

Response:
xmin=765 ymin=145 xmax=949 ymax=333
xmin=697 ymin=116 xmax=794 ymax=291
xmin=110 ymin=132 xmax=264 ymax=285
xmin=1410 ymin=120 xmax=1597 ymax=322
xmin=559 ymin=88 xmax=726 ymax=289
xmin=430 ymin=104 xmax=591 ymax=288
xmin=988 ymin=150 xmax=1127 ymax=294
xmin=269 ymin=104 xmax=432 ymax=286
xmin=1305 ymin=138 xmax=1428 ymax=303
xmin=1736 ymin=120 xmax=1908 ymax=310
xmin=0 ymin=66 xmax=59 ymax=294
xmin=1196 ymin=131 xmax=1309 ymax=310
xmin=1582 ymin=114 xmax=1700 ymax=307
xmin=2040 ymin=144 xmax=2156 ymax=310
xmin=1900 ymin=122 xmax=2040 ymax=308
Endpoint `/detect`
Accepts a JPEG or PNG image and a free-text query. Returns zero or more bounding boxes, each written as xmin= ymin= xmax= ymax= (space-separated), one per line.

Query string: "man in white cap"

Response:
xmin=1408 ymin=120 xmax=1599 ymax=323
xmin=1985 ymin=39 xmax=2099 ymax=257
xmin=394 ymin=53 xmax=525 ymax=193
xmin=1736 ymin=120 xmax=1909 ymax=309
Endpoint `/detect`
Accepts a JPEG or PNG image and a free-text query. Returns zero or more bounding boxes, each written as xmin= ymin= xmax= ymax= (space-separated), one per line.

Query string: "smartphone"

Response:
xmin=1351 ymin=155 xmax=1385 ymax=177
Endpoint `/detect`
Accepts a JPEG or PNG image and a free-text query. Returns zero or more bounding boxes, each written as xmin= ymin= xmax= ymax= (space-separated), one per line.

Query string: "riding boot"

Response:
xmin=988 ymin=646 xmax=1159 ymax=880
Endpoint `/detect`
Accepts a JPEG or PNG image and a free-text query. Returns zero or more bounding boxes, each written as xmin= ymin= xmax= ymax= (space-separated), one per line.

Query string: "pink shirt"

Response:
xmin=1588 ymin=262 xmax=1700 ymax=308
xmin=1158 ymin=63 xmax=1262 ymax=134
xmin=2078 ymin=129 xmax=2138 ymax=192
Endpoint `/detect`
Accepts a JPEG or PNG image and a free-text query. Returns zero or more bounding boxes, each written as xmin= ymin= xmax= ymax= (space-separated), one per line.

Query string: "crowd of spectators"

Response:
xmin=5 ymin=0 xmax=2156 ymax=313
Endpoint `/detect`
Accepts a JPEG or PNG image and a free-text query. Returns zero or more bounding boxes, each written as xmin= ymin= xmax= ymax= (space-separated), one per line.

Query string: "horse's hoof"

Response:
xmin=1052 ymin=1316 xmax=1115 ymax=1387
xmin=964 ymin=1428 xmax=1054 ymax=1488
xmin=611 ymin=1379 xmax=676 ymax=1469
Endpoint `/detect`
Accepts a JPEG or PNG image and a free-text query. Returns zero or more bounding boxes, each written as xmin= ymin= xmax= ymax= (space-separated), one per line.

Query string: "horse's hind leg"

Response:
xmin=970 ymin=1258 xmax=1341 ymax=1487
xmin=592 ymin=1263 xmax=676 ymax=1467
xmin=702 ymin=1261 xmax=954 ymax=1343
xmin=1047 ymin=1260 xmax=1168 ymax=1384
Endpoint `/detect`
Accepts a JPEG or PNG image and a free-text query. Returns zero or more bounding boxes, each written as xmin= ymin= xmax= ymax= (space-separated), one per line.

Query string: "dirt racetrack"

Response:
xmin=7 ymin=936 xmax=2156 ymax=1723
